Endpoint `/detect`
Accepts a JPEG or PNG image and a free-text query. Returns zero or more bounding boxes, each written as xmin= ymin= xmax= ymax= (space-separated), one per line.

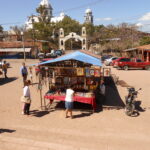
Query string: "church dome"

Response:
xmin=85 ymin=8 xmax=92 ymax=14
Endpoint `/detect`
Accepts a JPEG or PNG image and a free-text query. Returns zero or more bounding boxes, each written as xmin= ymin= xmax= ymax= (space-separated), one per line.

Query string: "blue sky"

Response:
xmin=0 ymin=0 xmax=150 ymax=31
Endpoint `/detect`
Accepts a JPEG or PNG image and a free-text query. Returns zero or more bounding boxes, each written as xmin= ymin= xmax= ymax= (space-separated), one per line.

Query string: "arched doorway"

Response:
xmin=65 ymin=38 xmax=82 ymax=50
xmin=59 ymin=27 xmax=87 ymax=51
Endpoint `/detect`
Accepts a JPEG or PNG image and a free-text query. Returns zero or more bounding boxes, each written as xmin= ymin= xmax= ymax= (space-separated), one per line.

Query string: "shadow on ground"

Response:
xmin=0 ymin=129 xmax=16 ymax=134
xmin=0 ymin=77 xmax=18 ymax=86
xmin=103 ymin=77 xmax=125 ymax=108
xmin=135 ymin=101 xmax=146 ymax=112
xmin=30 ymin=109 xmax=54 ymax=117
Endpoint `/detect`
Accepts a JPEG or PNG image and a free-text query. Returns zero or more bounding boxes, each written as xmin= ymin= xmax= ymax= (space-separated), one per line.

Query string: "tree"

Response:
xmin=140 ymin=36 xmax=150 ymax=45
xmin=0 ymin=25 xmax=3 ymax=32
xmin=55 ymin=16 xmax=81 ymax=36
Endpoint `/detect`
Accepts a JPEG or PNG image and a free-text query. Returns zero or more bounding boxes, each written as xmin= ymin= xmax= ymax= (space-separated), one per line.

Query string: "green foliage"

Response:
xmin=82 ymin=23 xmax=94 ymax=36
xmin=55 ymin=16 xmax=81 ymax=35
xmin=140 ymin=36 xmax=150 ymax=45
xmin=0 ymin=25 xmax=3 ymax=32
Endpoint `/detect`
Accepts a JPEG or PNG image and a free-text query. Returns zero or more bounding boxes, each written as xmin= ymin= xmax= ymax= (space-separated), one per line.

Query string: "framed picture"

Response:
xmin=94 ymin=69 xmax=101 ymax=77
xmin=85 ymin=68 xmax=90 ymax=77
xmin=77 ymin=68 xmax=84 ymax=76
xmin=89 ymin=69 xmax=95 ymax=76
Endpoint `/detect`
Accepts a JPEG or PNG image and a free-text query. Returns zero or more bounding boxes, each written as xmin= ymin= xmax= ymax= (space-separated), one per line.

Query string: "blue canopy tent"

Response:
xmin=38 ymin=51 xmax=102 ymax=67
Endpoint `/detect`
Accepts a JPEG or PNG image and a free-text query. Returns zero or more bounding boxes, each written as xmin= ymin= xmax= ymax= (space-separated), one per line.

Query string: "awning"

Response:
xmin=123 ymin=48 xmax=137 ymax=52
xmin=39 ymin=51 xmax=102 ymax=66
xmin=0 ymin=48 xmax=32 ymax=52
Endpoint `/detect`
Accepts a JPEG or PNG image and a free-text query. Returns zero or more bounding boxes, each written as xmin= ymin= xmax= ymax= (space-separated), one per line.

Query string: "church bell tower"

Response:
xmin=40 ymin=0 xmax=53 ymax=18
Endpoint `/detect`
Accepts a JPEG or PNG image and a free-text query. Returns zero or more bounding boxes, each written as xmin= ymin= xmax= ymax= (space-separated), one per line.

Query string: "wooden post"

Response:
xmin=146 ymin=51 xmax=149 ymax=62
xmin=142 ymin=49 xmax=144 ymax=61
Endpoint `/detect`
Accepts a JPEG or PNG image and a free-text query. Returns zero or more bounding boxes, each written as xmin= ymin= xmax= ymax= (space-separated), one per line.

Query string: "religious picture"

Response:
xmin=94 ymin=69 xmax=101 ymax=77
xmin=85 ymin=68 xmax=90 ymax=77
xmin=77 ymin=68 xmax=84 ymax=76
xmin=89 ymin=69 xmax=95 ymax=76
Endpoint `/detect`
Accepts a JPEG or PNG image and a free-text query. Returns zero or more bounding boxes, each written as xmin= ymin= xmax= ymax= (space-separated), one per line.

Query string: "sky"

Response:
xmin=0 ymin=0 xmax=150 ymax=32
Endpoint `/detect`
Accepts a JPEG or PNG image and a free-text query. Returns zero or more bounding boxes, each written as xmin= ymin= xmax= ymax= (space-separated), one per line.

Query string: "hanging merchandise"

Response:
xmin=94 ymin=69 xmax=101 ymax=77
xmin=89 ymin=85 xmax=97 ymax=90
xmin=77 ymin=68 xmax=84 ymax=76
xmin=85 ymin=68 xmax=90 ymax=77
xmin=56 ymin=77 xmax=63 ymax=84
xmin=63 ymin=77 xmax=70 ymax=85
xmin=89 ymin=69 xmax=95 ymax=76
xmin=70 ymin=77 xmax=77 ymax=85
xmin=86 ymin=78 xmax=96 ymax=85
xmin=77 ymin=77 xmax=84 ymax=84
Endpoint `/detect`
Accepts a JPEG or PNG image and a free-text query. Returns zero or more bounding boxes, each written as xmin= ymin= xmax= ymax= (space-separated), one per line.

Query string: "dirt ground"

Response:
xmin=0 ymin=59 xmax=150 ymax=150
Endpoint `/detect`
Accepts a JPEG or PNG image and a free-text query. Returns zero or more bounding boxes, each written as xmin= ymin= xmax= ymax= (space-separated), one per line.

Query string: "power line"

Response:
xmin=53 ymin=0 xmax=107 ymax=15
xmin=0 ymin=0 xmax=106 ymax=27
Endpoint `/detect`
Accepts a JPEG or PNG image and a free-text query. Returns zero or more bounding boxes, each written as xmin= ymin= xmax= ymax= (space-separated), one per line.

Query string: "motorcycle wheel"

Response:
xmin=125 ymin=104 xmax=135 ymax=116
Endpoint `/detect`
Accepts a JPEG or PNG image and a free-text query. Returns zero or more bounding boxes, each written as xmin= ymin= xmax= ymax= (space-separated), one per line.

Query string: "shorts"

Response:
xmin=65 ymin=101 xmax=73 ymax=109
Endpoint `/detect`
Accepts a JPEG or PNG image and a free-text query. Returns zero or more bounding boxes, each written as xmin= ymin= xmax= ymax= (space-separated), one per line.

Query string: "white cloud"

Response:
xmin=136 ymin=23 xmax=143 ymax=27
xmin=139 ymin=12 xmax=150 ymax=21
xmin=95 ymin=17 xmax=112 ymax=21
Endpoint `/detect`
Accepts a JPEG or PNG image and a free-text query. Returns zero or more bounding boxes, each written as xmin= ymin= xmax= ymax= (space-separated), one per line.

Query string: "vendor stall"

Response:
xmin=37 ymin=51 xmax=105 ymax=111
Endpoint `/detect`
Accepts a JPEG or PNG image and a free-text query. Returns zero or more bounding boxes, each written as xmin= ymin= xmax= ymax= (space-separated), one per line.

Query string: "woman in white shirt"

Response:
xmin=65 ymin=85 xmax=75 ymax=119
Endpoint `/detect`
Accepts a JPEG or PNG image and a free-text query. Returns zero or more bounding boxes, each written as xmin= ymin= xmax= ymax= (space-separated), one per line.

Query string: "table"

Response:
xmin=44 ymin=94 xmax=96 ymax=111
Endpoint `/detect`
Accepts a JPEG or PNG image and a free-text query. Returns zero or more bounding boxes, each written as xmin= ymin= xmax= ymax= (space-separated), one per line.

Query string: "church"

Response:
xmin=25 ymin=0 xmax=94 ymax=29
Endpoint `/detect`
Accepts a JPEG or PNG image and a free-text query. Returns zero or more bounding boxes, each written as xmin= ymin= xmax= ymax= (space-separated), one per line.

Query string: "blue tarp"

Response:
xmin=39 ymin=51 xmax=102 ymax=66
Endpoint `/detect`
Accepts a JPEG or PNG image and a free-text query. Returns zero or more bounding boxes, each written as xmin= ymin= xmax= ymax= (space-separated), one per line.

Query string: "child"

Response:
xmin=65 ymin=85 xmax=75 ymax=119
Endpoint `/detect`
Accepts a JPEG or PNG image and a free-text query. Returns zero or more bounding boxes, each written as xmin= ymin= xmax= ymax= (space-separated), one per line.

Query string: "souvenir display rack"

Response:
xmin=38 ymin=59 xmax=110 ymax=111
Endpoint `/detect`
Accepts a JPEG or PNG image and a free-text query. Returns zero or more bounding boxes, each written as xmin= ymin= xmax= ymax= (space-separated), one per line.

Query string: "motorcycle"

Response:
xmin=125 ymin=87 xmax=141 ymax=116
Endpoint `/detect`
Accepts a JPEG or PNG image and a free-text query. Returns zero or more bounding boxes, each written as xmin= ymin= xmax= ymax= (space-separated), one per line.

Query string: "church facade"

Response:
xmin=25 ymin=0 xmax=94 ymax=29
xmin=25 ymin=0 xmax=66 ymax=29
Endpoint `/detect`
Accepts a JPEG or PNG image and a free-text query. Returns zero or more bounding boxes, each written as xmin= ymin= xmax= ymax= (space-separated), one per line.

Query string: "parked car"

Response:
xmin=101 ymin=55 xmax=113 ymax=62
xmin=45 ymin=53 xmax=57 ymax=58
xmin=38 ymin=53 xmax=45 ymax=59
xmin=40 ymin=58 xmax=53 ymax=62
xmin=114 ymin=57 xmax=150 ymax=70
xmin=54 ymin=50 xmax=63 ymax=56
xmin=0 ymin=60 xmax=10 ymax=68
xmin=104 ymin=57 xmax=118 ymax=66
xmin=112 ymin=58 xmax=120 ymax=67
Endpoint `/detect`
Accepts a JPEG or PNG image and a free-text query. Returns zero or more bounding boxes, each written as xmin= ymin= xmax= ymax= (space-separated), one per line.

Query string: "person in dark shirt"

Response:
xmin=2 ymin=61 xmax=8 ymax=79
xmin=20 ymin=62 xmax=28 ymax=85
xmin=95 ymin=79 xmax=106 ymax=111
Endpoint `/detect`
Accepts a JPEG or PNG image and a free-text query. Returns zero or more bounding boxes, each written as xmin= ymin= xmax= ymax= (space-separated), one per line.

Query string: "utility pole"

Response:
xmin=31 ymin=14 xmax=36 ymax=58
xmin=21 ymin=31 xmax=26 ymax=61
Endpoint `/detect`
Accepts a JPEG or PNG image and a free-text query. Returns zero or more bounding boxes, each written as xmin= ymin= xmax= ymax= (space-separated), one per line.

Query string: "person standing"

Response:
xmin=20 ymin=62 xmax=28 ymax=85
xmin=95 ymin=79 xmax=106 ymax=111
xmin=2 ymin=61 xmax=8 ymax=79
xmin=65 ymin=85 xmax=75 ymax=119
xmin=21 ymin=80 xmax=31 ymax=115
xmin=29 ymin=66 xmax=33 ymax=84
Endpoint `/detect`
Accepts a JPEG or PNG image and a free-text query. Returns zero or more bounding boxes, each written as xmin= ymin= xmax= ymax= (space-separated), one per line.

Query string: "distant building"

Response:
xmin=25 ymin=0 xmax=66 ymax=29
xmin=84 ymin=8 xmax=93 ymax=24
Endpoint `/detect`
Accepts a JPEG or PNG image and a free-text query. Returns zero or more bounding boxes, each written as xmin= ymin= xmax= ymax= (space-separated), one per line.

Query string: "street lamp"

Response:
xmin=21 ymin=31 xmax=26 ymax=61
